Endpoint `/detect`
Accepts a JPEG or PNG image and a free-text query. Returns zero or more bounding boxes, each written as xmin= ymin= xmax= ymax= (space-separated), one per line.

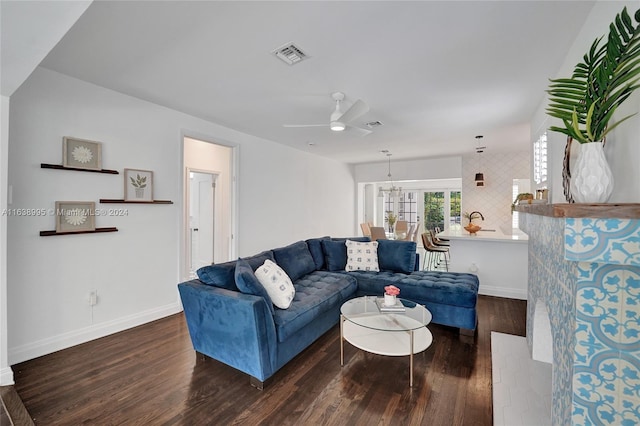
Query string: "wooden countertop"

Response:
xmin=515 ymin=203 xmax=640 ymax=219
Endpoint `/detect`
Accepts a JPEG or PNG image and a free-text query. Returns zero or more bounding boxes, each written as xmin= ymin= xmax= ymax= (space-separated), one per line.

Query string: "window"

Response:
xmin=398 ymin=192 xmax=418 ymax=227
xmin=512 ymin=181 xmax=519 ymax=228
xmin=383 ymin=192 xmax=418 ymax=232
xmin=450 ymin=191 xmax=461 ymax=226
xmin=424 ymin=192 xmax=445 ymax=230
xmin=511 ymin=178 xmax=530 ymax=229
xmin=534 ymin=132 xmax=547 ymax=185
xmin=422 ymin=190 xmax=460 ymax=231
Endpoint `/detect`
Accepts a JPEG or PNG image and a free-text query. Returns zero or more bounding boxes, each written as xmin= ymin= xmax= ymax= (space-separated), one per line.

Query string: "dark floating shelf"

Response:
xmin=41 ymin=163 xmax=119 ymax=174
xmin=40 ymin=227 xmax=119 ymax=237
xmin=99 ymin=199 xmax=173 ymax=204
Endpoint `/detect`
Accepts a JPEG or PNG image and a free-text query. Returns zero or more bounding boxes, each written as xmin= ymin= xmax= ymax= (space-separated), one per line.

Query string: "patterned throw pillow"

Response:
xmin=254 ymin=259 xmax=296 ymax=309
xmin=345 ymin=240 xmax=380 ymax=272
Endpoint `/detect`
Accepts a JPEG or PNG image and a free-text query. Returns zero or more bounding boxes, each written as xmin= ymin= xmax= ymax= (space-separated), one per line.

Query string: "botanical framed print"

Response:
xmin=124 ymin=168 xmax=153 ymax=202
xmin=63 ymin=137 xmax=102 ymax=170
xmin=55 ymin=201 xmax=96 ymax=233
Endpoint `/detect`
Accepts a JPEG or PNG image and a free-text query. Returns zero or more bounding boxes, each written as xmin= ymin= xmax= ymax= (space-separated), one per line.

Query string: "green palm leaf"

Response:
xmin=546 ymin=7 xmax=640 ymax=143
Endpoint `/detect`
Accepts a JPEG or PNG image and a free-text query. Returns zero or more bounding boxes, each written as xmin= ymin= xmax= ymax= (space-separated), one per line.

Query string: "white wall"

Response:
xmin=532 ymin=1 xmax=640 ymax=203
xmin=1 ymin=0 xmax=93 ymax=387
xmin=237 ymin=138 xmax=356 ymax=253
xmin=0 ymin=95 xmax=12 ymax=384
xmin=0 ymin=0 xmax=92 ymax=96
xmin=7 ymin=67 xmax=355 ymax=364
xmin=354 ymin=156 xmax=462 ymax=183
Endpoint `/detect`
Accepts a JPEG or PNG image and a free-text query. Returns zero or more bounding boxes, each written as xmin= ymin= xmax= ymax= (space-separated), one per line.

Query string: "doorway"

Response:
xmin=182 ymin=136 xmax=234 ymax=280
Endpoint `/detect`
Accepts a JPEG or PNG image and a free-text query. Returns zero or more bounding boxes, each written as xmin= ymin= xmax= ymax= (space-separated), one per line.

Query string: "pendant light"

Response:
xmin=378 ymin=152 xmax=403 ymax=198
xmin=475 ymin=135 xmax=486 ymax=187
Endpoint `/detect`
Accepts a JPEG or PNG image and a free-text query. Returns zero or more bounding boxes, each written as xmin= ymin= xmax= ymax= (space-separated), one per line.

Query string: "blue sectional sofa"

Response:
xmin=178 ymin=237 xmax=479 ymax=388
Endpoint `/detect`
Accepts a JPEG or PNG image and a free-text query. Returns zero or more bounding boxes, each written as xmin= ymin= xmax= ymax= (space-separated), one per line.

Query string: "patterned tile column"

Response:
xmin=521 ymin=215 xmax=640 ymax=425
xmin=565 ymin=218 xmax=640 ymax=425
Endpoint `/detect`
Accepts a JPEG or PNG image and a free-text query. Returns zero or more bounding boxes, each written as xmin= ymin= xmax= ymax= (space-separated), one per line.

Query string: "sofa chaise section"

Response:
xmin=351 ymin=270 xmax=479 ymax=332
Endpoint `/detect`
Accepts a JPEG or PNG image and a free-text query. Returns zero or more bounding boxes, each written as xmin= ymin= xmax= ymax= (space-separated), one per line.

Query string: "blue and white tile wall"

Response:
xmin=521 ymin=214 xmax=577 ymax=424
xmin=521 ymin=214 xmax=640 ymax=425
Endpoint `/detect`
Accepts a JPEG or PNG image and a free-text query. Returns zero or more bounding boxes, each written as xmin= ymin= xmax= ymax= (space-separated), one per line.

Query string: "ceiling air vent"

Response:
xmin=272 ymin=42 xmax=308 ymax=65
xmin=365 ymin=121 xmax=384 ymax=128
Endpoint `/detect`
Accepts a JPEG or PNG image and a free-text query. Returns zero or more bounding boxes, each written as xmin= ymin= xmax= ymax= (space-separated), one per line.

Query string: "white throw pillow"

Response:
xmin=254 ymin=259 xmax=295 ymax=309
xmin=345 ymin=240 xmax=380 ymax=272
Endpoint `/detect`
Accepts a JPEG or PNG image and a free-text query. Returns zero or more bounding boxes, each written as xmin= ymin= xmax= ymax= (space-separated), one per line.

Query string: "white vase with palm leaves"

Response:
xmin=569 ymin=141 xmax=614 ymax=203
xmin=546 ymin=7 xmax=640 ymax=203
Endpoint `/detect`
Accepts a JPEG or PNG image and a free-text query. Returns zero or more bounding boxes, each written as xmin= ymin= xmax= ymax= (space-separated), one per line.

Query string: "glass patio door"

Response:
xmin=422 ymin=190 xmax=461 ymax=232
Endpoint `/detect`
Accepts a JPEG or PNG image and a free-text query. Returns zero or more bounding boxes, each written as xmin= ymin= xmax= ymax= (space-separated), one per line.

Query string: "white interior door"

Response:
xmin=189 ymin=171 xmax=216 ymax=275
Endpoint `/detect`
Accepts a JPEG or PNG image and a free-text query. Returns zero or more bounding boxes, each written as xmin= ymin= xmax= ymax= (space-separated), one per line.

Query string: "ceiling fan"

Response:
xmin=283 ymin=92 xmax=372 ymax=135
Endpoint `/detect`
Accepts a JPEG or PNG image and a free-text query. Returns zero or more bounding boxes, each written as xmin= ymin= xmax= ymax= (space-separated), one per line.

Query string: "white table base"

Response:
xmin=340 ymin=315 xmax=433 ymax=387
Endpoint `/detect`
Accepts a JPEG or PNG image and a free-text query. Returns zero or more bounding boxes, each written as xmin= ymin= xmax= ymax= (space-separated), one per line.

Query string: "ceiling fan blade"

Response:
xmin=349 ymin=125 xmax=372 ymax=136
xmin=282 ymin=124 xmax=328 ymax=128
xmin=336 ymin=99 xmax=369 ymax=124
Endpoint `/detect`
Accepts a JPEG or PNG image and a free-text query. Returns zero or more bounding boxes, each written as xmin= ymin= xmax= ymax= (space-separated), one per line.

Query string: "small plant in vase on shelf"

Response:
xmin=384 ymin=285 xmax=400 ymax=306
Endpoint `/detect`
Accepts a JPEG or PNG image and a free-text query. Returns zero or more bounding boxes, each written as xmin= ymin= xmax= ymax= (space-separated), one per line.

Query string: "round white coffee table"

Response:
xmin=340 ymin=296 xmax=433 ymax=387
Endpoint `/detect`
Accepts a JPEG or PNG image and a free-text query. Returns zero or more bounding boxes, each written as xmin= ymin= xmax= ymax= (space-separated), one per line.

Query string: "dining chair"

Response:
xmin=421 ymin=232 xmax=449 ymax=271
xmin=360 ymin=222 xmax=371 ymax=237
xmin=395 ymin=220 xmax=408 ymax=234
xmin=369 ymin=226 xmax=387 ymax=241
xmin=403 ymin=224 xmax=417 ymax=241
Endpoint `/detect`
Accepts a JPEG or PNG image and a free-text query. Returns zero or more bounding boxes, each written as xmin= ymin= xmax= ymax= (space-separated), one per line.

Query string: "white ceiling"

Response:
xmin=36 ymin=1 xmax=595 ymax=164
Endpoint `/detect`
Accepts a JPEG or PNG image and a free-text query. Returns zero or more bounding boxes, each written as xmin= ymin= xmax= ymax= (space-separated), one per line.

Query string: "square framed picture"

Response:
xmin=124 ymin=168 xmax=154 ymax=202
xmin=63 ymin=137 xmax=102 ymax=170
xmin=55 ymin=201 xmax=96 ymax=233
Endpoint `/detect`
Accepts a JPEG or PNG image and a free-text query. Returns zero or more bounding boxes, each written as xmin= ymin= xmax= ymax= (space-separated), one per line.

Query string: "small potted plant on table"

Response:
xmin=384 ymin=285 xmax=400 ymax=306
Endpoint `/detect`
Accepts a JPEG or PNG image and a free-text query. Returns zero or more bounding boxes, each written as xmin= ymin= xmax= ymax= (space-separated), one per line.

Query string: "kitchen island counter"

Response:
xmin=436 ymin=226 xmax=528 ymax=299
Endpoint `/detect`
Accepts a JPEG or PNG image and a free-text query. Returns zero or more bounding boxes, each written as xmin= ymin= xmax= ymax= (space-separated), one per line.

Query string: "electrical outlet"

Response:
xmin=89 ymin=290 xmax=97 ymax=306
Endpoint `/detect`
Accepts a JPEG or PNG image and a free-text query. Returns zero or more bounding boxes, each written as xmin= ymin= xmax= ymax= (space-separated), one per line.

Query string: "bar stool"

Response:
xmin=421 ymin=232 xmax=449 ymax=271
xmin=434 ymin=226 xmax=449 ymax=242
xmin=430 ymin=229 xmax=450 ymax=247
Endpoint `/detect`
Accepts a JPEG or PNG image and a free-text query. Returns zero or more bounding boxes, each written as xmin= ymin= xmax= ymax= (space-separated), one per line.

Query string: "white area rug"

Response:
xmin=491 ymin=332 xmax=552 ymax=426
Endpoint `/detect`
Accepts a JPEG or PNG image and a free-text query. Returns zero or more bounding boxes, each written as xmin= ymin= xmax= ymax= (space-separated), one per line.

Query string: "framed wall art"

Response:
xmin=55 ymin=201 xmax=96 ymax=233
xmin=63 ymin=137 xmax=102 ymax=170
xmin=124 ymin=168 xmax=153 ymax=202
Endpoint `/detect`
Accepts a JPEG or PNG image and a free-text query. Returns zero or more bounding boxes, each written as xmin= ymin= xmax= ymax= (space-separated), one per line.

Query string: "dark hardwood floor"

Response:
xmin=12 ymin=295 xmax=526 ymax=425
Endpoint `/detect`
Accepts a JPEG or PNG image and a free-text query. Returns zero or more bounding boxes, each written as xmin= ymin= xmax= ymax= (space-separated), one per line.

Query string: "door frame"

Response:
xmin=180 ymin=133 xmax=238 ymax=282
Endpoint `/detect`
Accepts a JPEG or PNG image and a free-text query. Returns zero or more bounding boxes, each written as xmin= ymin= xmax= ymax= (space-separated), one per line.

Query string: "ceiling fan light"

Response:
xmin=330 ymin=121 xmax=345 ymax=131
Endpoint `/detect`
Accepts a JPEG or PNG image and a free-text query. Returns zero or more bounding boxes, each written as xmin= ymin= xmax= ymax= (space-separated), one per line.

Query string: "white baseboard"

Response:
xmin=8 ymin=302 xmax=183 ymax=365
xmin=479 ymin=285 xmax=527 ymax=300
xmin=0 ymin=366 xmax=14 ymax=385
